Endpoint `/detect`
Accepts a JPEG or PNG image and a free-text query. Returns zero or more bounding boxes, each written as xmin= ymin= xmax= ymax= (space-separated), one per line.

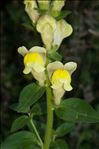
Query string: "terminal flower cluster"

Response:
xmin=18 ymin=0 xmax=77 ymax=105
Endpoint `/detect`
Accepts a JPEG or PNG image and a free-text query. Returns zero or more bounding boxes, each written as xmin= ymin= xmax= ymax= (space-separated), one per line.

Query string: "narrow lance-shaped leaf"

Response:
xmin=55 ymin=98 xmax=99 ymax=123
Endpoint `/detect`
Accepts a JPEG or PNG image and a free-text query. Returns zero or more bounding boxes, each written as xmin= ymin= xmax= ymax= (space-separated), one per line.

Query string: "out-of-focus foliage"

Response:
xmin=1 ymin=0 xmax=99 ymax=148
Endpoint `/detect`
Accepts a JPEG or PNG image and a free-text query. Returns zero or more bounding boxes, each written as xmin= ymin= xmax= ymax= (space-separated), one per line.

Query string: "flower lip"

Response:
xmin=29 ymin=46 xmax=46 ymax=54
xmin=64 ymin=62 xmax=77 ymax=75
xmin=24 ymin=52 xmax=44 ymax=66
xmin=51 ymin=69 xmax=71 ymax=85
xmin=47 ymin=61 xmax=64 ymax=79
xmin=47 ymin=61 xmax=77 ymax=79
xmin=18 ymin=46 xmax=46 ymax=57
xmin=53 ymin=20 xmax=73 ymax=49
xmin=18 ymin=46 xmax=28 ymax=56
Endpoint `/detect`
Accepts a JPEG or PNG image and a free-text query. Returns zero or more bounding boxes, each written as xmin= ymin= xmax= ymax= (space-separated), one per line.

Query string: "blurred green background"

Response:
xmin=1 ymin=0 xmax=99 ymax=148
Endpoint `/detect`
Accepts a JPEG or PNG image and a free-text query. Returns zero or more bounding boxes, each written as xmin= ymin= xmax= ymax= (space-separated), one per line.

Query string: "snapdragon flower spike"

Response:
xmin=18 ymin=46 xmax=46 ymax=86
xmin=36 ymin=15 xmax=56 ymax=50
xmin=53 ymin=19 xmax=73 ymax=49
xmin=24 ymin=0 xmax=39 ymax=24
xmin=47 ymin=61 xmax=77 ymax=105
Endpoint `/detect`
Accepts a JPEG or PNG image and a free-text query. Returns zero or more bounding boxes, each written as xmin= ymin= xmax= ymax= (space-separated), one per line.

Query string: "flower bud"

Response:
xmin=24 ymin=0 xmax=39 ymax=24
xmin=38 ymin=0 xmax=50 ymax=10
xmin=51 ymin=0 xmax=65 ymax=17
xmin=37 ymin=15 xmax=56 ymax=50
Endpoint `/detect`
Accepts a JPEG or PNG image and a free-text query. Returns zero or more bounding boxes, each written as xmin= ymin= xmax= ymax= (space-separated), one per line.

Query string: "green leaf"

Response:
xmin=10 ymin=103 xmax=29 ymax=113
xmin=55 ymin=98 xmax=99 ymax=123
xmin=55 ymin=122 xmax=75 ymax=137
xmin=51 ymin=139 xmax=69 ymax=149
xmin=10 ymin=103 xmax=30 ymax=113
xmin=17 ymin=83 xmax=45 ymax=113
xmin=11 ymin=115 xmax=29 ymax=132
xmin=1 ymin=131 xmax=40 ymax=149
xmin=31 ymin=100 xmax=46 ymax=115
xmin=76 ymin=129 xmax=92 ymax=149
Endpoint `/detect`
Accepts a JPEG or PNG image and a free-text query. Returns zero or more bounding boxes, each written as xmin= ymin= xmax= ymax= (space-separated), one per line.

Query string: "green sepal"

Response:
xmin=56 ymin=10 xmax=71 ymax=20
xmin=51 ymin=10 xmax=71 ymax=19
xmin=34 ymin=8 xmax=48 ymax=15
xmin=48 ymin=49 xmax=62 ymax=61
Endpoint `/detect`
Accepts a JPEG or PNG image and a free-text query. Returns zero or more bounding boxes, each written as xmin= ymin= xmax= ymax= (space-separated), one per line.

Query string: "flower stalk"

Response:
xmin=44 ymin=66 xmax=54 ymax=149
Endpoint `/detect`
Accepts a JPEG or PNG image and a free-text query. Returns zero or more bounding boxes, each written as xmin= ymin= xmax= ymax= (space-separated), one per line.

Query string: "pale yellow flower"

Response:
xmin=53 ymin=19 xmax=73 ymax=49
xmin=18 ymin=46 xmax=46 ymax=86
xmin=36 ymin=15 xmax=56 ymax=50
xmin=24 ymin=0 xmax=39 ymax=24
xmin=38 ymin=0 xmax=50 ymax=10
xmin=51 ymin=0 xmax=65 ymax=17
xmin=47 ymin=61 xmax=77 ymax=105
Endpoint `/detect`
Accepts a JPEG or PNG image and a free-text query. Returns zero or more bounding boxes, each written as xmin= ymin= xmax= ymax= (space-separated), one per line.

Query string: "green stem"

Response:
xmin=44 ymin=72 xmax=53 ymax=149
xmin=29 ymin=117 xmax=44 ymax=149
